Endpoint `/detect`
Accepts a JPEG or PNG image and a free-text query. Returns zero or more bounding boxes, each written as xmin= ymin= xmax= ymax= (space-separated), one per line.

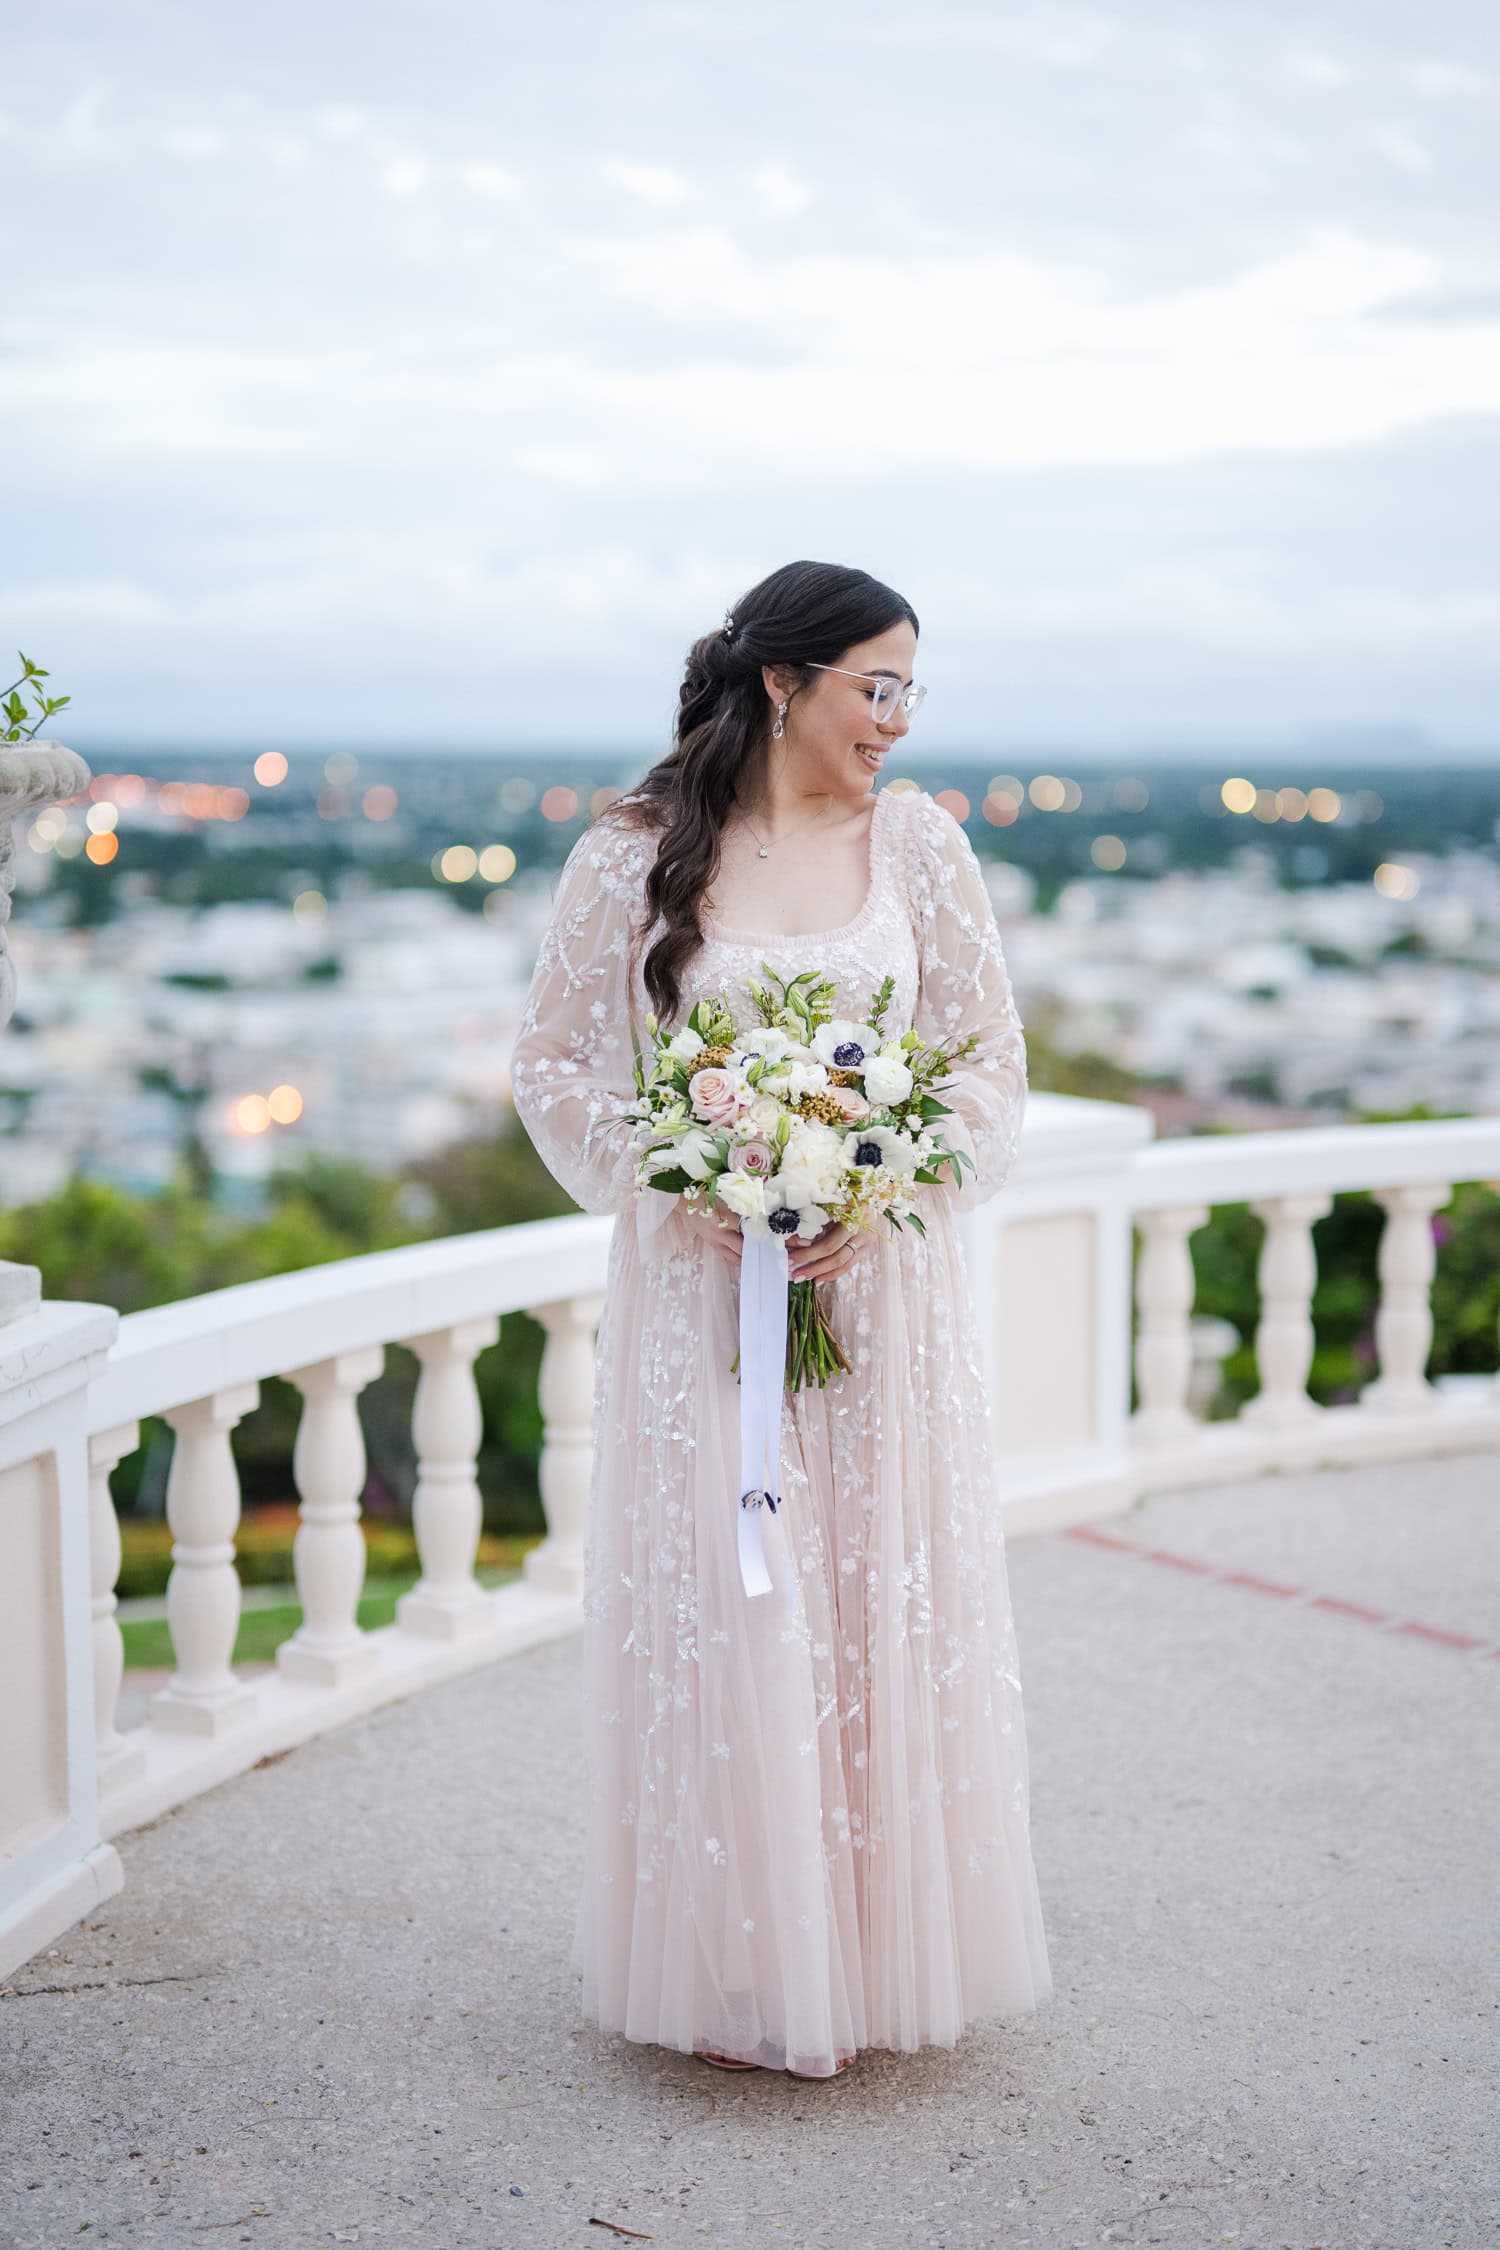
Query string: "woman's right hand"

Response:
xmin=681 ymin=1201 xmax=744 ymax=1270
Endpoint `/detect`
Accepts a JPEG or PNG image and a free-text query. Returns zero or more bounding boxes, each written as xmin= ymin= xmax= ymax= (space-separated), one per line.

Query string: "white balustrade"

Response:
xmin=4 ymin=1095 xmax=1496 ymax=1980
xmin=0 ymin=1282 xmax=120 ymax=1980
xmin=278 ymin=1347 xmax=385 ymax=1687
xmin=525 ymin=1293 xmax=605 ymax=1600
xmin=397 ymin=1317 xmax=502 ymax=1641
xmin=1240 ymin=1192 xmax=1332 ymax=1432
xmin=1363 ymin=1182 xmax=1449 ymax=1417
xmin=1130 ymin=1204 xmax=1210 ymax=1450
xmin=151 ymin=1383 xmax=261 ymax=1735
xmin=88 ymin=1421 xmax=145 ymax=1792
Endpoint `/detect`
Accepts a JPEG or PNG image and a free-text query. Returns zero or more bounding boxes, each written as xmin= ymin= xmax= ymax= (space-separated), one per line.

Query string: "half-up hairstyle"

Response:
xmin=599 ymin=558 xmax=919 ymax=1025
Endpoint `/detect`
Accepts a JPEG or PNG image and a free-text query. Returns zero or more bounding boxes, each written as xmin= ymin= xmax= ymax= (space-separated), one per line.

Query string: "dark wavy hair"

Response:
xmin=598 ymin=558 xmax=919 ymax=1025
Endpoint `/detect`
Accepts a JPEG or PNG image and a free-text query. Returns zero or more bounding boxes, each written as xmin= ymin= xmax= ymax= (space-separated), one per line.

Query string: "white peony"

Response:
xmin=664 ymin=1026 xmax=706 ymax=1064
xmin=779 ymin=1123 xmax=848 ymax=1209
xmin=785 ymin=1059 xmax=832 ymax=1100
xmin=715 ymin=1169 xmax=770 ymax=1223
xmin=862 ymin=1053 xmax=914 ymax=1104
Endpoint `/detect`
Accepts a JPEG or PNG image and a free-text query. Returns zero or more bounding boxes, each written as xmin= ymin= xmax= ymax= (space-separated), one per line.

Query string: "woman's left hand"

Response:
xmin=787 ymin=1220 xmax=871 ymax=1286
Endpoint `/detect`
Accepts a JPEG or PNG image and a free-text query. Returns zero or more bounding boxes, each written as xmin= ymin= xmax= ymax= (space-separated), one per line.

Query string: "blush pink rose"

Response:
xmin=829 ymin=1085 xmax=871 ymax=1123
xmin=688 ymin=1066 xmax=747 ymax=1126
xmin=728 ymin=1137 xmax=776 ymax=1177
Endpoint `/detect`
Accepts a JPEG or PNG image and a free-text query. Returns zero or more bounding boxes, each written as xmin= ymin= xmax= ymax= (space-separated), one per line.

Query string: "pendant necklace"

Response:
xmin=740 ymin=794 xmax=836 ymax=858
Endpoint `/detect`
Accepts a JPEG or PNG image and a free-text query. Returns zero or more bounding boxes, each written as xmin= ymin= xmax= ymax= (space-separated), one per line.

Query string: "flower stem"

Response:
xmin=728 ymin=1278 xmax=850 ymax=1391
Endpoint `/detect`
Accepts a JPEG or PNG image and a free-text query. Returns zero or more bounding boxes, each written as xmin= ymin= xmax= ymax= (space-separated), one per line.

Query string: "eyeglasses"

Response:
xmin=806 ymin=663 xmax=927 ymax=727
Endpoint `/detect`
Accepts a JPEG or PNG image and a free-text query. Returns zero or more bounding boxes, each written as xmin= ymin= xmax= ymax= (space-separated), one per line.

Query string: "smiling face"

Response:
xmin=764 ymin=616 xmax=919 ymax=807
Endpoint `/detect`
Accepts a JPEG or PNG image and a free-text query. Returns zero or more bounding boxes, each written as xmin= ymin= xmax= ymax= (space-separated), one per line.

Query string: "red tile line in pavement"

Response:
xmin=1063 ymin=1524 xmax=1500 ymax=1662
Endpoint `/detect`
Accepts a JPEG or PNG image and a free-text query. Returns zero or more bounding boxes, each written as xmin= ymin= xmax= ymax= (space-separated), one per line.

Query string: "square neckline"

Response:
xmin=702 ymin=784 xmax=894 ymax=946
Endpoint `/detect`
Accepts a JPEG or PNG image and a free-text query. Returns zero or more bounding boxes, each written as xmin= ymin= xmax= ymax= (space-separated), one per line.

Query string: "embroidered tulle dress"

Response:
xmin=509 ymin=782 xmax=1052 ymax=2075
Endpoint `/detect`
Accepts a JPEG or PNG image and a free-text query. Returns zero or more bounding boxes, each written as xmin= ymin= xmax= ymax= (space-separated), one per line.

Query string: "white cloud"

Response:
xmin=315 ymin=105 xmax=369 ymax=140
xmin=1286 ymin=52 xmax=1350 ymax=89
xmin=28 ymin=226 xmax=1494 ymax=481
xmin=461 ymin=159 xmax=521 ymax=197
xmin=514 ymin=443 xmax=613 ymax=487
xmin=162 ymin=127 xmax=226 ymax=161
xmin=1369 ymin=125 xmax=1433 ymax=175
xmin=577 ymin=230 xmax=1500 ymax=471
xmin=601 ymin=160 xmax=692 ymax=204
xmin=926 ymin=558 xmax=1500 ymax=667
xmin=260 ymin=132 xmax=311 ymax=174
xmin=1412 ymin=58 xmax=1491 ymax=98
xmin=750 ymin=162 xmax=811 ymax=218
xmin=383 ymin=156 xmax=430 ymax=197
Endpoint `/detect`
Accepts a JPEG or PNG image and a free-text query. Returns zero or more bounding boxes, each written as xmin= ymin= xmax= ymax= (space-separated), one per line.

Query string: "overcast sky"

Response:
xmin=4 ymin=1 xmax=1497 ymax=758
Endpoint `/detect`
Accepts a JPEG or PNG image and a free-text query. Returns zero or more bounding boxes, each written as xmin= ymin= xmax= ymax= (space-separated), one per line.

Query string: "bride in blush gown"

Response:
xmin=509 ymin=559 xmax=1052 ymax=2080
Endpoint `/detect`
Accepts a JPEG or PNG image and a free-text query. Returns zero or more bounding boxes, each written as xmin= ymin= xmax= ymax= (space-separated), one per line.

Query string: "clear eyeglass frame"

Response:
xmin=805 ymin=662 xmax=927 ymax=727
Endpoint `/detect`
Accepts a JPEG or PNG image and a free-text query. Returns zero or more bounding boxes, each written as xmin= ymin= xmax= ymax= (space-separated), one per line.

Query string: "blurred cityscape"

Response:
xmin=4 ymin=745 xmax=1500 ymax=1213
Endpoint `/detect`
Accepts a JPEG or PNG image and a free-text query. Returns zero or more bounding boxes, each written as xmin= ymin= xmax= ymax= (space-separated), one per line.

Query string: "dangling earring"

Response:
xmin=772 ymin=700 xmax=788 ymax=741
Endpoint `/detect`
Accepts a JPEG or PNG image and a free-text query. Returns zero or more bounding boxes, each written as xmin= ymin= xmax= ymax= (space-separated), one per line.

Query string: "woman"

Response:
xmin=510 ymin=559 xmax=1052 ymax=2079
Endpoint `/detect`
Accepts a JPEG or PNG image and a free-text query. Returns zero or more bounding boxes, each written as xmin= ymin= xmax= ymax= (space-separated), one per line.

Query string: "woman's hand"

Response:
xmin=682 ymin=1205 xmax=874 ymax=1283
xmin=681 ymin=1202 xmax=744 ymax=1269
xmin=786 ymin=1218 xmax=870 ymax=1285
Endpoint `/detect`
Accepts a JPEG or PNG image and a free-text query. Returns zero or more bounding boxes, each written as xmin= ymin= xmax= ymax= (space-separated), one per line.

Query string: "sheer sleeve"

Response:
xmin=509 ymin=817 xmax=654 ymax=1220
xmin=905 ymin=790 xmax=1028 ymax=1213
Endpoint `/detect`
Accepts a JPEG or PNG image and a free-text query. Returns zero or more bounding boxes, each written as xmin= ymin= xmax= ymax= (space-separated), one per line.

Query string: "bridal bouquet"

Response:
xmin=615 ymin=964 xmax=981 ymax=1599
xmin=623 ymin=963 xmax=979 ymax=1360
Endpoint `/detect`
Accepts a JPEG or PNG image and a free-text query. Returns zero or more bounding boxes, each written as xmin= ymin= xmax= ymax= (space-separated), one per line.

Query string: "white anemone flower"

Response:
xmin=733 ymin=1026 xmax=796 ymax=1066
xmin=809 ymin=1017 xmax=883 ymax=1073
xmin=841 ymin=1123 xmax=921 ymax=1180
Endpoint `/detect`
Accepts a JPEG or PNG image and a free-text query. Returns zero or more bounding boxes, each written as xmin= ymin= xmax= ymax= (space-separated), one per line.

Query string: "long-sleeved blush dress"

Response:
xmin=509 ymin=781 xmax=1052 ymax=2076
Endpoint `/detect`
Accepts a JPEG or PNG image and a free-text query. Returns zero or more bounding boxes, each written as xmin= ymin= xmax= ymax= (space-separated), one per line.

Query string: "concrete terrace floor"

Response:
xmin=3 ymin=1456 xmax=1497 ymax=2250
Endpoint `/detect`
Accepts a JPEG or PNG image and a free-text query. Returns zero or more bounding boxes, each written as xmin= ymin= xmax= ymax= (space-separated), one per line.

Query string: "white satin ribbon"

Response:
xmin=736 ymin=1227 xmax=789 ymax=1601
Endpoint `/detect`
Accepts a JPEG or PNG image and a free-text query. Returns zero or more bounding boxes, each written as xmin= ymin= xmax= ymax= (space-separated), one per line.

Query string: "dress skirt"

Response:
xmin=570 ymin=1192 xmax=1053 ymax=2077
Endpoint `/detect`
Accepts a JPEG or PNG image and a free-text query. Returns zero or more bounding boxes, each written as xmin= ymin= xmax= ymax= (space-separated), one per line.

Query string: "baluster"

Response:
xmin=1130 ymin=1205 xmax=1209 ymax=1449
xmin=524 ymin=1292 xmax=605 ymax=1600
xmin=150 ymin=1383 xmax=260 ymax=1735
xmin=397 ymin=1317 xmax=500 ymax=1641
xmin=88 ymin=1421 xmax=146 ymax=1792
xmin=278 ymin=1346 xmax=385 ymax=1686
xmin=1363 ymin=1182 xmax=1448 ymax=1416
xmin=1242 ymin=1193 xmax=1331 ymax=1430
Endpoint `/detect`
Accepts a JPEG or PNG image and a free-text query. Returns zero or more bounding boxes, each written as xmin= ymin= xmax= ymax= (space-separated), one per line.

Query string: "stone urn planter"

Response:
xmin=0 ymin=737 xmax=91 ymax=1033
xmin=1 ymin=738 xmax=91 ymax=1324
